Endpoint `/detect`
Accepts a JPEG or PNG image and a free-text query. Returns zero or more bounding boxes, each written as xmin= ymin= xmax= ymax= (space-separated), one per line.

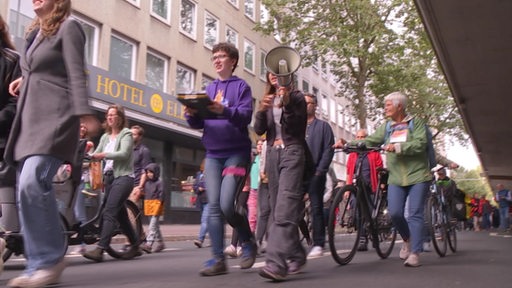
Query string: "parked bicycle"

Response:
xmin=327 ymin=142 xmax=396 ymax=265
xmin=425 ymin=169 xmax=457 ymax=257
xmin=0 ymin=161 xmax=143 ymax=262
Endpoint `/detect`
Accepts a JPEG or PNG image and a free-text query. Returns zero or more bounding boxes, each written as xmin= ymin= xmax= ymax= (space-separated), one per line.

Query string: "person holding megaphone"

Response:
xmin=254 ymin=66 xmax=314 ymax=281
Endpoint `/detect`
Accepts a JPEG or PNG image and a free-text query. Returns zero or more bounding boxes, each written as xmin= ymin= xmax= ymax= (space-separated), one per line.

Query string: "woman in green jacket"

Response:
xmin=365 ymin=92 xmax=431 ymax=267
xmin=335 ymin=91 xmax=431 ymax=267
xmin=83 ymin=104 xmax=139 ymax=262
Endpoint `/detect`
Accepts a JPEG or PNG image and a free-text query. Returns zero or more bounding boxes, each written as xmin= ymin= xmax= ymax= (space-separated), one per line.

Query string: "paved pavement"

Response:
xmin=148 ymin=224 xmax=232 ymax=242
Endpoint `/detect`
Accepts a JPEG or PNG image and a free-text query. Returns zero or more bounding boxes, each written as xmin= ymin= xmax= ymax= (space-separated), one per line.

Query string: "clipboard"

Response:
xmin=177 ymin=93 xmax=220 ymax=119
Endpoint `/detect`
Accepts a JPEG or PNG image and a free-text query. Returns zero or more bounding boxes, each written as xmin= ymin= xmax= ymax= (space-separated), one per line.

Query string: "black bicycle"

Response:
xmin=328 ymin=143 xmax=396 ymax=265
xmin=426 ymin=175 xmax=457 ymax=257
xmin=1 ymin=170 xmax=143 ymax=262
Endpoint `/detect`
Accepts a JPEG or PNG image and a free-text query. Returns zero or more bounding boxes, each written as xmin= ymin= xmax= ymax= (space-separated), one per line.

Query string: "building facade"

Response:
xmin=3 ymin=0 xmax=360 ymax=223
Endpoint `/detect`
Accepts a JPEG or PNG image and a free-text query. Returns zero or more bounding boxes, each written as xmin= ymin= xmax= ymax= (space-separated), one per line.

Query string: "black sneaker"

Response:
xmin=194 ymin=239 xmax=203 ymax=248
xmin=199 ymin=258 xmax=228 ymax=276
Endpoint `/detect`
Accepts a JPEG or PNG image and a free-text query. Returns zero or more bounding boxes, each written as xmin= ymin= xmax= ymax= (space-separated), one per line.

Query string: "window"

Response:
xmin=146 ymin=50 xmax=168 ymax=92
xmin=260 ymin=3 xmax=270 ymax=23
xmin=201 ymin=74 xmax=214 ymax=91
xmin=243 ymin=39 xmax=255 ymax=73
xmin=204 ymin=12 xmax=219 ymax=49
xmin=73 ymin=16 xmax=99 ymax=65
xmin=176 ymin=64 xmax=195 ymax=93
xmin=321 ymin=61 xmax=328 ymax=79
xmin=302 ymin=80 xmax=309 ymax=93
xmin=259 ymin=50 xmax=267 ymax=80
xmin=227 ymin=0 xmax=238 ymax=8
xmin=244 ymin=0 xmax=255 ymax=20
xmin=312 ymin=52 xmax=319 ymax=72
xmin=226 ymin=26 xmax=238 ymax=48
xmin=151 ymin=0 xmax=170 ymax=23
xmin=321 ymin=94 xmax=328 ymax=116
xmin=109 ymin=34 xmax=136 ymax=80
xmin=180 ymin=0 xmax=196 ymax=38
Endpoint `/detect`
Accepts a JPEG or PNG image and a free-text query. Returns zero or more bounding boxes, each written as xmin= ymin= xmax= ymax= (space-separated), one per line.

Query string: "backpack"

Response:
xmin=385 ymin=119 xmax=437 ymax=169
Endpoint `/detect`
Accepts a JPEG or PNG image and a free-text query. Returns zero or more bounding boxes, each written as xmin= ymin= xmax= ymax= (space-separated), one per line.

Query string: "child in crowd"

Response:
xmin=140 ymin=163 xmax=165 ymax=253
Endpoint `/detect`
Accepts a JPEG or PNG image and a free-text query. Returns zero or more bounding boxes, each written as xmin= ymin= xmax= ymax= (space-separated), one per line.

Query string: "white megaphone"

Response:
xmin=264 ymin=46 xmax=301 ymax=87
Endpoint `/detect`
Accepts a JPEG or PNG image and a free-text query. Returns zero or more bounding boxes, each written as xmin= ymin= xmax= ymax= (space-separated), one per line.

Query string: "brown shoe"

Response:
xmin=83 ymin=247 xmax=104 ymax=262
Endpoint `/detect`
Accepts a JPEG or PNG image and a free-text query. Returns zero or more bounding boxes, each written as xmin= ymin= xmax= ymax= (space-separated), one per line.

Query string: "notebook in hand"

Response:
xmin=177 ymin=93 xmax=219 ymax=119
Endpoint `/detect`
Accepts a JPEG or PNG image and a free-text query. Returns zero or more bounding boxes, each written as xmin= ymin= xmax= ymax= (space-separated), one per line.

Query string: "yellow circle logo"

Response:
xmin=150 ymin=93 xmax=163 ymax=113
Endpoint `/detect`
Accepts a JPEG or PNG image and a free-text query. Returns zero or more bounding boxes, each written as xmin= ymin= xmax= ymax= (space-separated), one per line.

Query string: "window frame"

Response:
xmin=244 ymin=0 xmax=256 ymax=21
xmin=203 ymin=11 xmax=219 ymax=50
xmin=259 ymin=50 xmax=267 ymax=81
xmin=176 ymin=63 xmax=196 ymax=93
xmin=225 ymin=26 xmax=238 ymax=48
xmin=109 ymin=33 xmax=137 ymax=80
xmin=243 ymin=38 xmax=255 ymax=74
xmin=227 ymin=0 xmax=239 ymax=9
xmin=179 ymin=0 xmax=197 ymax=40
xmin=124 ymin=0 xmax=140 ymax=7
xmin=150 ymin=0 xmax=171 ymax=24
xmin=146 ymin=49 xmax=169 ymax=93
xmin=71 ymin=15 xmax=99 ymax=66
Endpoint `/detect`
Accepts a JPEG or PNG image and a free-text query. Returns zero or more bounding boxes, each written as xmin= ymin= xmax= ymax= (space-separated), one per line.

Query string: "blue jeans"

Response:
xmin=198 ymin=202 xmax=209 ymax=242
xmin=17 ymin=155 xmax=65 ymax=275
xmin=205 ymin=155 xmax=252 ymax=260
xmin=498 ymin=206 xmax=509 ymax=230
xmin=388 ymin=181 xmax=429 ymax=254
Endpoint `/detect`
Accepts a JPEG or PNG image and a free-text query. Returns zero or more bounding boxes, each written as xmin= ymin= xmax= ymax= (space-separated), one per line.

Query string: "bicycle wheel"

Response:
xmin=372 ymin=191 xmax=396 ymax=259
xmin=447 ymin=220 xmax=457 ymax=253
xmin=426 ymin=196 xmax=447 ymax=257
xmin=328 ymin=185 xmax=361 ymax=265
xmin=106 ymin=200 xmax=143 ymax=259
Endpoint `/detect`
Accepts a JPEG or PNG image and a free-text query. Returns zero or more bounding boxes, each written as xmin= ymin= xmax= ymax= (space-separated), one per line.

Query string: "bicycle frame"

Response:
xmin=328 ymin=143 xmax=395 ymax=265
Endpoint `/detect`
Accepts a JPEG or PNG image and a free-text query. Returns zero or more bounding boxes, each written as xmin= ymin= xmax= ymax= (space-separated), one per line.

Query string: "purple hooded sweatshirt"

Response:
xmin=186 ymin=76 xmax=253 ymax=159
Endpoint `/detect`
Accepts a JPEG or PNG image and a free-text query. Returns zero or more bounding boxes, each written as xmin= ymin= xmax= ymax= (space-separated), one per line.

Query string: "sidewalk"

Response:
xmin=145 ymin=224 xmax=233 ymax=242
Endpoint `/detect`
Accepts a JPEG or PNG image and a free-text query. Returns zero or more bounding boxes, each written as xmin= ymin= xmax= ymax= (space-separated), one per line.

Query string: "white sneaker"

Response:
xmin=224 ymin=244 xmax=239 ymax=258
xmin=307 ymin=246 xmax=324 ymax=257
xmin=404 ymin=253 xmax=421 ymax=267
xmin=399 ymin=241 xmax=410 ymax=260
xmin=0 ymin=238 xmax=5 ymax=275
xmin=8 ymin=259 xmax=67 ymax=287
xmin=422 ymin=242 xmax=432 ymax=252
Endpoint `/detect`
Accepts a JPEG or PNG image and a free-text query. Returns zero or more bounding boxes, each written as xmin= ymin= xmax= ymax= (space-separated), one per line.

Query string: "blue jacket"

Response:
xmin=305 ymin=118 xmax=335 ymax=175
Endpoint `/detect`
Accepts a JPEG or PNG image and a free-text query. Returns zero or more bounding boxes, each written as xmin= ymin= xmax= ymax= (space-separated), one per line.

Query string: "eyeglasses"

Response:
xmin=211 ymin=54 xmax=229 ymax=62
xmin=306 ymin=102 xmax=315 ymax=105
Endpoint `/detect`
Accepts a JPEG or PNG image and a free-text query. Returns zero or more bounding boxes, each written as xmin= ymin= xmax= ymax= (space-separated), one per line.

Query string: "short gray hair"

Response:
xmin=384 ymin=91 xmax=408 ymax=110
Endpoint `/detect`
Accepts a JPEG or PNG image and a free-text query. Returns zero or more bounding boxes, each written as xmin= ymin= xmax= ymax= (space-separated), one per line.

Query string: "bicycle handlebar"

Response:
xmin=335 ymin=142 xmax=382 ymax=154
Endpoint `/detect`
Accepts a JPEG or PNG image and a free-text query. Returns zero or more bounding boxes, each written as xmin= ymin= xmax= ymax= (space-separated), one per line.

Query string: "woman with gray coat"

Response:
xmin=5 ymin=0 xmax=98 ymax=287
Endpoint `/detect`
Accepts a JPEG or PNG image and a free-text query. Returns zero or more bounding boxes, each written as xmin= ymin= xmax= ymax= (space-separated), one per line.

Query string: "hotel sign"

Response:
xmin=87 ymin=65 xmax=188 ymax=126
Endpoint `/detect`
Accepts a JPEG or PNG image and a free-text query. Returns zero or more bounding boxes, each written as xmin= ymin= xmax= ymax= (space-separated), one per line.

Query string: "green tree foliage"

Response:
xmin=256 ymin=0 xmax=466 ymax=143
xmin=451 ymin=167 xmax=492 ymax=199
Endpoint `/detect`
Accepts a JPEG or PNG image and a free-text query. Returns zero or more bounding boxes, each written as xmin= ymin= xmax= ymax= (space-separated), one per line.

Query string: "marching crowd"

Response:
xmin=1 ymin=1 xmax=511 ymax=287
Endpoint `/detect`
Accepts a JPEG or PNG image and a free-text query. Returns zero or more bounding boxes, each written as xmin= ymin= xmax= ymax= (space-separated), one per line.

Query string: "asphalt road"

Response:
xmin=1 ymin=230 xmax=511 ymax=288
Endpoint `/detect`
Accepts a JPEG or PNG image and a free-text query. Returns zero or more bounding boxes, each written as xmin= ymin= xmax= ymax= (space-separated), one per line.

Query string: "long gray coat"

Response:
xmin=4 ymin=18 xmax=92 ymax=166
